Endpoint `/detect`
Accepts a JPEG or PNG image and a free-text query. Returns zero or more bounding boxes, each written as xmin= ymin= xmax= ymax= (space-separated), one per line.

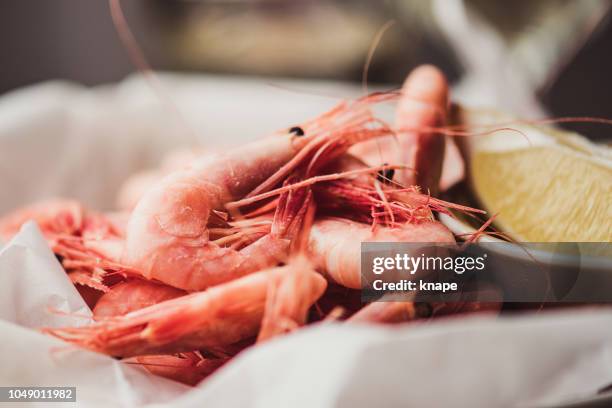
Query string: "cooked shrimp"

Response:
xmin=93 ymin=279 xmax=185 ymax=319
xmin=0 ymin=199 xmax=125 ymax=242
xmin=308 ymin=217 xmax=455 ymax=289
xmin=350 ymin=284 xmax=503 ymax=324
xmin=0 ymin=199 xmax=84 ymax=241
xmin=350 ymin=65 xmax=449 ymax=195
xmin=117 ymin=94 xmax=397 ymax=291
xmin=45 ymin=261 xmax=321 ymax=358
xmin=0 ymin=199 xmax=131 ymax=296
xmin=395 ymin=64 xmax=448 ymax=194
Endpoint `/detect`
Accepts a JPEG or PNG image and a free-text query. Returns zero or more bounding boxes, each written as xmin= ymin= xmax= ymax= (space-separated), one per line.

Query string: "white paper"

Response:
xmin=0 ymin=223 xmax=188 ymax=408
xmin=162 ymin=313 xmax=612 ymax=408
xmin=1 ymin=76 xmax=612 ymax=408
xmin=0 ymin=222 xmax=91 ymax=328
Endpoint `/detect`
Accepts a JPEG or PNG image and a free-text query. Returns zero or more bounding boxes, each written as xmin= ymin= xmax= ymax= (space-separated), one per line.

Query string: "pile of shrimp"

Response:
xmin=0 ymin=65 xmax=500 ymax=386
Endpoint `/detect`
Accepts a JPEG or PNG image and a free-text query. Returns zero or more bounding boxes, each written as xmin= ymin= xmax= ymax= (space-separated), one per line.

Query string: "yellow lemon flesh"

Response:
xmin=459 ymin=108 xmax=612 ymax=242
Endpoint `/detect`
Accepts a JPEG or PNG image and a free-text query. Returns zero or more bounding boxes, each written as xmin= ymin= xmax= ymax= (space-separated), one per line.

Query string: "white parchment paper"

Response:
xmin=1 ymin=76 xmax=612 ymax=408
xmin=0 ymin=223 xmax=189 ymax=407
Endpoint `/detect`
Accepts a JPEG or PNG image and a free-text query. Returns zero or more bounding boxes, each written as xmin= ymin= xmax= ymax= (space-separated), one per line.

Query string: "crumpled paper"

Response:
xmin=0 ymin=223 xmax=188 ymax=407
xmin=1 ymin=76 xmax=612 ymax=408
xmin=4 ymin=223 xmax=612 ymax=408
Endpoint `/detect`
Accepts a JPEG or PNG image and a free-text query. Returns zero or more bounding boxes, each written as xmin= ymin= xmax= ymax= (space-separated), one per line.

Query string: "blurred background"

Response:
xmin=0 ymin=0 xmax=611 ymax=139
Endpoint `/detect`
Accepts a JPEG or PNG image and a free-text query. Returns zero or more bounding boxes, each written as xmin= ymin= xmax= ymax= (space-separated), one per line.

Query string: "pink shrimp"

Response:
xmin=0 ymin=200 xmax=130 ymax=296
xmin=93 ymin=279 xmax=185 ymax=319
xmin=45 ymin=260 xmax=325 ymax=358
xmin=395 ymin=64 xmax=448 ymax=194
xmin=105 ymin=95 xmax=397 ymax=292
xmin=350 ymin=65 xmax=449 ymax=195
xmin=349 ymin=281 xmax=503 ymax=325
xmin=308 ymin=217 xmax=455 ymax=289
xmin=0 ymin=199 xmax=125 ymax=242
xmin=0 ymin=199 xmax=84 ymax=242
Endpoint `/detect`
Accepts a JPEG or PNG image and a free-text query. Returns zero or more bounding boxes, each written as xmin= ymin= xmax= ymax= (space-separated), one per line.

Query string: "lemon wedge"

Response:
xmin=456 ymin=108 xmax=612 ymax=242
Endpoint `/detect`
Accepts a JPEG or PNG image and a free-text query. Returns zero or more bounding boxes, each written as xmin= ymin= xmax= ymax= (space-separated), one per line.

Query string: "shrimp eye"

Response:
xmin=289 ymin=126 xmax=305 ymax=136
xmin=377 ymin=163 xmax=394 ymax=183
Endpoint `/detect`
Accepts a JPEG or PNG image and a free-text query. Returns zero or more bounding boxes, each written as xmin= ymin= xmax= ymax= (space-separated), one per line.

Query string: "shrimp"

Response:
xmin=349 ymin=284 xmax=503 ymax=324
xmin=0 ymin=199 xmax=84 ymax=242
xmin=395 ymin=64 xmax=448 ymax=194
xmin=115 ymin=94 xmax=397 ymax=292
xmin=45 ymin=260 xmax=325 ymax=358
xmin=93 ymin=279 xmax=185 ymax=319
xmin=350 ymin=65 xmax=449 ymax=195
xmin=0 ymin=199 xmax=130 ymax=295
xmin=308 ymin=217 xmax=455 ymax=289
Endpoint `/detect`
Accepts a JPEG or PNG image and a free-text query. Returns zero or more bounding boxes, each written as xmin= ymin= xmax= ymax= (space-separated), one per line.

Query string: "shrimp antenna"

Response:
xmin=108 ymin=0 xmax=197 ymax=139
xmin=362 ymin=20 xmax=396 ymax=95
xmin=264 ymin=82 xmax=347 ymax=101
xmin=362 ymin=20 xmax=396 ymax=166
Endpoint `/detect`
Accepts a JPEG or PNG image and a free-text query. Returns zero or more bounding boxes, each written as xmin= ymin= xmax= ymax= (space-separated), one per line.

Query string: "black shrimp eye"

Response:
xmin=377 ymin=164 xmax=395 ymax=183
xmin=289 ymin=126 xmax=305 ymax=136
